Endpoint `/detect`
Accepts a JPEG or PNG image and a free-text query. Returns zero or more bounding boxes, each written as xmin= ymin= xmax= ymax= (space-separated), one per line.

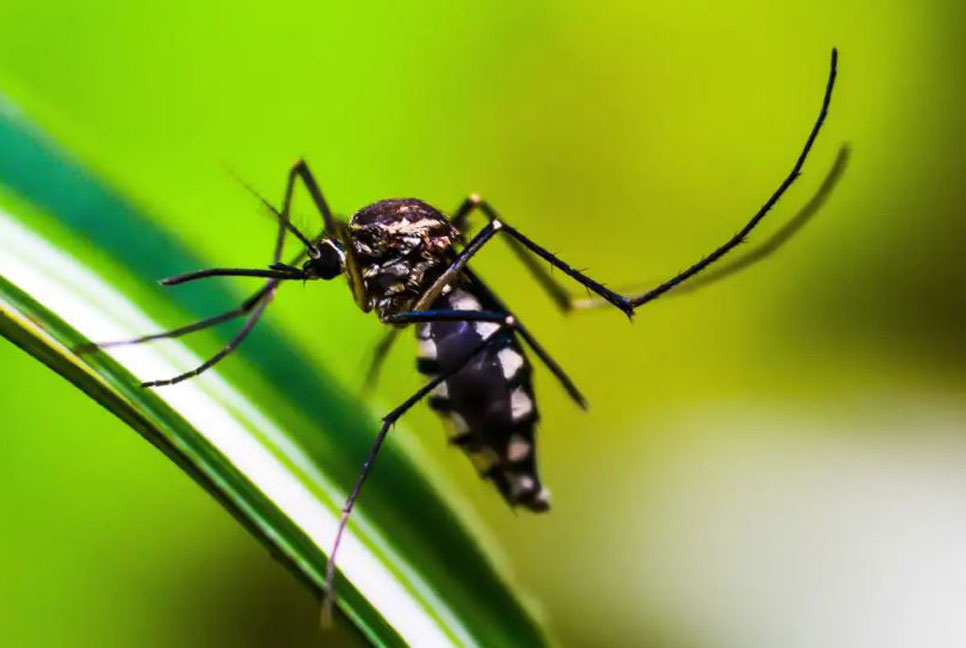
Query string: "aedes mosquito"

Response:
xmin=84 ymin=50 xmax=837 ymax=616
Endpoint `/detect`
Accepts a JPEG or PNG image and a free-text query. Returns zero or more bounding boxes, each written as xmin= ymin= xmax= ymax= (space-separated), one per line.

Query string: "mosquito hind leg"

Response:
xmin=413 ymin=217 xmax=634 ymax=316
xmin=569 ymin=145 xmax=850 ymax=308
xmin=444 ymin=49 xmax=838 ymax=317
xmin=639 ymin=144 xmax=850 ymax=297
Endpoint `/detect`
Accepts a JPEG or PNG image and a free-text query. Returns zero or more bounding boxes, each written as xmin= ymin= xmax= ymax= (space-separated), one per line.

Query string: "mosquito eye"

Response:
xmin=312 ymin=241 xmax=345 ymax=280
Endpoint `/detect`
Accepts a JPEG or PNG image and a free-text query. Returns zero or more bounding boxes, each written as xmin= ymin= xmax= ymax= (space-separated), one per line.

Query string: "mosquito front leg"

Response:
xmin=75 ymin=281 xmax=278 ymax=354
xmin=77 ymin=183 xmax=315 ymax=355
xmin=281 ymin=159 xmax=339 ymax=239
xmin=275 ymin=159 xmax=370 ymax=311
xmin=82 ymin=171 xmax=318 ymax=378
xmin=140 ymin=293 xmax=274 ymax=387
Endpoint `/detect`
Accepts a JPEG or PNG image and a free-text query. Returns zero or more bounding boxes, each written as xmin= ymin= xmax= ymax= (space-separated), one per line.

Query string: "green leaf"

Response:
xmin=0 ymin=98 xmax=550 ymax=647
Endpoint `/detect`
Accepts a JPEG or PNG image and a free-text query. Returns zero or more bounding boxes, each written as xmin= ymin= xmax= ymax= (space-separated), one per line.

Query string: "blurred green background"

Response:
xmin=1 ymin=1 xmax=964 ymax=646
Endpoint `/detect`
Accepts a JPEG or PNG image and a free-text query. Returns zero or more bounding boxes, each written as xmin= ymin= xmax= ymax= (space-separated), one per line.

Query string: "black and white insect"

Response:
xmin=85 ymin=50 xmax=837 ymax=615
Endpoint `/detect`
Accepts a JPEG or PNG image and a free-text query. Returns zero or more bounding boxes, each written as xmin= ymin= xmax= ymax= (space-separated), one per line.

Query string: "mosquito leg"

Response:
xmin=511 ymin=322 xmax=586 ymax=408
xmin=387 ymin=301 xmax=587 ymax=409
xmin=414 ymin=218 xmax=634 ymax=316
xmin=276 ymin=159 xmax=371 ymax=309
xmin=321 ymin=323 xmax=507 ymax=623
xmin=451 ymin=195 xmax=574 ymax=313
xmin=570 ymin=145 xmax=851 ymax=309
xmin=384 ymin=309 xmax=509 ymax=325
xmin=141 ymin=295 xmax=273 ymax=388
xmin=76 ymin=281 xmax=278 ymax=354
xmin=89 ymin=170 xmax=315 ymax=376
xmin=281 ymin=159 xmax=339 ymax=239
xmin=362 ymin=328 xmax=400 ymax=392
xmin=463 ymin=268 xmax=586 ymax=408
xmin=159 ymin=169 xmax=316 ymax=289
xmin=494 ymin=221 xmax=636 ymax=315
xmin=411 ymin=221 xmax=502 ymax=312
xmin=133 ymin=189 xmax=302 ymax=383
xmin=449 ymin=194 xmax=476 ymax=234
xmin=81 ymin=238 xmax=313 ymax=354
xmin=647 ymin=143 xmax=851 ymax=297
xmin=445 ymin=49 xmax=838 ymax=317
xmin=406 ymin=218 xmax=591 ymax=406
xmin=625 ymin=49 xmax=837 ymax=308
xmin=364 ymin=285 xmax=586 ymax=399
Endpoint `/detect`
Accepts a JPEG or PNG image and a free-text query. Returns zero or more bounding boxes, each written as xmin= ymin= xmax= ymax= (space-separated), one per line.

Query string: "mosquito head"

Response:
xmin=302 ymin=238 xmax=345 ymax=280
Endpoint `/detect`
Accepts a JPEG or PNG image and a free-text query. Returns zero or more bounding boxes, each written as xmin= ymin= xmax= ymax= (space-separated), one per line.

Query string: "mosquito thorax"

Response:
xmin=348 ymin=198 xmax=459 ymax=318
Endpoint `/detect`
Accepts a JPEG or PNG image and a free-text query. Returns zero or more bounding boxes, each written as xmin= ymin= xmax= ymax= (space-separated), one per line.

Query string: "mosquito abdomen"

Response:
xmin=415 ymin=285 xmax=550 ymax=511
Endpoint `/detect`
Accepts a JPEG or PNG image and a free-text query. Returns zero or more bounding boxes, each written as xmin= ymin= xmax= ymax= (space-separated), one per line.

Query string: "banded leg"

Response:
xmin=322 ymin=322 xmax=508 ymax=623
xmin=446 ymin=49 xmax=838 ymax=317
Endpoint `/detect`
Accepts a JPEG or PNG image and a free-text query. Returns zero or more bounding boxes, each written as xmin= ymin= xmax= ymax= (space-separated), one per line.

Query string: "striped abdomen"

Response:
xmin=416 ymin=286 xmax=550 ymax=511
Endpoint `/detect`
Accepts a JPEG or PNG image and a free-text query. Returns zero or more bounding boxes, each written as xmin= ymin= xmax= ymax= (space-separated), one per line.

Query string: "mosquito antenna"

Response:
xmin=224 ymin=165 xmax=322 ymax=258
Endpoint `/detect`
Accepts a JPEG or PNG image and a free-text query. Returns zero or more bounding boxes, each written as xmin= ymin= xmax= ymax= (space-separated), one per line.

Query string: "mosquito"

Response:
xmin=82 ymin=50 xmax=838 ymax=618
